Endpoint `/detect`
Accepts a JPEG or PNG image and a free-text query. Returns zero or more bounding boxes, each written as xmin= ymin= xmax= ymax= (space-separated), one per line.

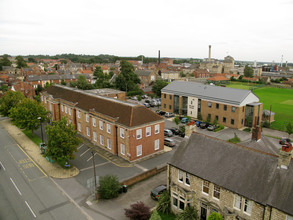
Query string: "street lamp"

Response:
xmin=37 ymin=117 xmax=44 ymax=144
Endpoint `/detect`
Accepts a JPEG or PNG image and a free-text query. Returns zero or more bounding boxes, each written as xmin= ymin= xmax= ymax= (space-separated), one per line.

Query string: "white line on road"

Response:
xmin=77 ymin=144 xmax=84 ymax=150
xmin=134 ymin=164 xmax=148 ymax=172
xmin=80 ymin=161 xmax=110 ymax=172
xmin=25 ymin=201 xmax=36 ymax=218
xmin=0 ymin=161 xmax=6 ymax=171
xmin=10 ymin=178 xmax=22 ymax=195
xmin=86 ymin=153 xmax=97 ymax=162
xmin=80 ymin=148 xmax=91 ymax=157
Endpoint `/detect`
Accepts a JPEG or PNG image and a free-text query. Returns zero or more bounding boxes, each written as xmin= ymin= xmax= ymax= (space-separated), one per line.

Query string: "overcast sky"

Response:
xmin=0 ymin=0 xmax=293 ymax=62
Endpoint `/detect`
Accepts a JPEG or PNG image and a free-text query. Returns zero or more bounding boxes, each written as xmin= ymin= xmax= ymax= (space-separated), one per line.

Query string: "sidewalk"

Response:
xmin=0 ymin=118 xmax=79 ymax=179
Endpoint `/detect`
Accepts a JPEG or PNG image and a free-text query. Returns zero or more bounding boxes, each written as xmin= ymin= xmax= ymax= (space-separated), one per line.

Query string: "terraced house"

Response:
xmin=161 ymin=81 xmax=263 ymax=129
xmin=168 ymin=133 xmax=293 ymax=220
xmin=40 ymin=85 xmax=164 ymax=162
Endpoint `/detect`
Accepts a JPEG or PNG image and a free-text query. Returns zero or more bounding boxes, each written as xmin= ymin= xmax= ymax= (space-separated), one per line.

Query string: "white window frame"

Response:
xmin=86 ymin=114 xmax=89 ymax=122
xmin=107 ymin=124 xmax=111 ymax=134
xmin=77 ymin=110 xmax=80 ymax=118
xmin=100 ymin=135 xmax=104 ymax=146
xmin=45 ymin=97 xmax=47 ymax=103
xmin=234 ymin=195 xmax=242 ymax=210
xmin=155 ymin=139 xmax=159 ymax=150
xmin=155 ymin=124 xmax=160 ymax=134
xmin=93 ymin=132 xmax=97 ymax=142
xmin=137 ymin=145 xmax=142 ymax=157
xmin=185 ymin=173 xmax=190 ymax=186
xmin=120 ymin=128 xmax=125 ymax=139
xmin=92 ymin=118 xmax=96 ymax=127
xmin=78 ymin=122 xmax=81 ymax=132
xmin=136 ymin=129 xmax=142 ymax=139
xmin=244 ymin=199 xmax=252 ymax=215
xmin=120 ymin=143 xmax=125 ymax=155
xmin=202 ymin=180 xmax=209 ymax=195
xmin=69 ymin=108 xmax=71 ymax=115
xmin=107 ymin=138 xmax=111 ymax=150
xmin=49 ymin=103 xmax=52 ymax=111
xmin=178 ymin=170 xmax=183 ymax=183
xmin=65 ymin=106 xmax=67 ymax=113
xmin=146 ymin=126 xmax=151 ymax=137
xmin=61 ymin=105 xmax=64 ymax=112
xmin=99 ymin=121 xmax=103 ymax=130
xmin=213 ymin=185 xmax=220 ymax=200
xmin=86 ymin=127 xmax=90 ymax=137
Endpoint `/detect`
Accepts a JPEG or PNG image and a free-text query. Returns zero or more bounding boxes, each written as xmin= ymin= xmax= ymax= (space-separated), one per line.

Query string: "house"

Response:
xmin=168 ymin=132 xmax=293 ymax=220
xmin=40 ymin=85 xmax=164 ymax=162
xmin=161 ymin=81 xmax=263 ymax=129
xmin=161 ymin=71 xmax=180 ymax=81
xmin=206 ymin=76 xmax=230 ymax=84
xmin=135 ymin=70 xmax=157 ymax=88
xmin=262 ymin=109 xmax=275 ymax=123
xmin=11 ymin=81 xmax=35 ymax=98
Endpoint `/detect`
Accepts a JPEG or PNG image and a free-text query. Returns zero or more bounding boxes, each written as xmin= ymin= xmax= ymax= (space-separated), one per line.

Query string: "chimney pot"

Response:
xmin=278 ymin=143 xmax=293 ymax=169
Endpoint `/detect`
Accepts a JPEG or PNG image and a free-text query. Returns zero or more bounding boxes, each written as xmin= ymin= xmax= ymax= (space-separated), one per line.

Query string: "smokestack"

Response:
xmin=208 ymin=45 xmax=211 ymax=62
xmin=158 ymin=50 xmax=160 ymax=64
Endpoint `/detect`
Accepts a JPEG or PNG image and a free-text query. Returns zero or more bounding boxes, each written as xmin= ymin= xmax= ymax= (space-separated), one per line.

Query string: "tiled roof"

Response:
xmin=43 ymin=85 xmax=163 ymax=127
xmin=135 ymin=70 xmax=153 ymax=76
xmin=169 ymin=133 xmax=293 ymax=216
xmin=207 ymin=76 xmax=229 ymax=81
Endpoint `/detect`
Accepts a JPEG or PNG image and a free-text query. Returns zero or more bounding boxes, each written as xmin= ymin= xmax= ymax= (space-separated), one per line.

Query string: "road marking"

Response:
xmin=10 ymin=178 xmax=22 ymax=195
xmin=25 ymin=201 xmax=36 ymax=218
xmin=80 ymin=148 xmax=91 ymax=157
xmin=86 ymin=201 xmax=92 ymax=206
xmin=77 ymin=144 xmax=84 ymax=150
xmin=0 ymin=161 xmax=5 ymax=171
xmin=86 ymin=153 xmax=97 ymax=162
xmin=80 ymin=161 xmax=110 ymax=172
xmin=16 ymin=144 xmax=47 ymax=177
xmin=134 ymin=164 xmax=148 ymax=172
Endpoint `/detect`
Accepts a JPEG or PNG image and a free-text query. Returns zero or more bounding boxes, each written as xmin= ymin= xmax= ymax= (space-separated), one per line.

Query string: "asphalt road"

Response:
xmin=0 ymin=124 xmax=90 ymax=220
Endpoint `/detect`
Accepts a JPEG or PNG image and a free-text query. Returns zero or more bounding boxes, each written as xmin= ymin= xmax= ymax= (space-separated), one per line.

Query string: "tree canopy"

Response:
xmin=93 ymin=66 xmax=113 ymax=88
xmin=152 ymin=80 xmax=168 ymax=97
xmin=70 ymin=75 xmax=93 ymax=90
xmin=244 ymin=65 xmax=254 ymax=78
xmin=286 ymin=122 xmax=293 ymax=138
xmin=9 ymin=98 xmax=49 ymax=134
xmin=45 ymin=117 xmax=81 ymax=162
xmin=0 ymin=91 xmax=25 ymax=116
xmin=0 ymin=54 xmax=12 ymax=70
xmin=16 ymin=56 xmax=28 ymax=69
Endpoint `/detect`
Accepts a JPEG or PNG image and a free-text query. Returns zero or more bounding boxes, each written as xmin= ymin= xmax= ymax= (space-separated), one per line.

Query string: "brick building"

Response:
xmin=168 ymin=132 xmax=293 ymax=220
xmin=161 ymin=81 xmax=263 ymax=129
xmin=40 ymin=85 xmax=164 ymax=162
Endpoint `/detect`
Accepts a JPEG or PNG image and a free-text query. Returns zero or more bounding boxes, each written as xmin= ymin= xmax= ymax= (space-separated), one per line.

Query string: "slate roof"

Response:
xmin=169 ymin=133 xmax=293 ymax=216
xmin=43 ymin=85 xmax=163 ymax=127
xmin=26 ymin=74 xmax=90 ymax=81
xmin=135 ymin=70 xmax=153 ymax=76
xmin=162 ymin=81 xmax=258 ymax=105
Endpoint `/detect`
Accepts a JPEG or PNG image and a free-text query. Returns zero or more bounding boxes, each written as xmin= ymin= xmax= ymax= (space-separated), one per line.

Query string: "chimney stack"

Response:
xmin=208 ymin=45 xmax=211 ymax=62
xmin=158 ymin=50 xmax=161 ymax=64
xmin=278 ymin=143 xmax=293 ymax=169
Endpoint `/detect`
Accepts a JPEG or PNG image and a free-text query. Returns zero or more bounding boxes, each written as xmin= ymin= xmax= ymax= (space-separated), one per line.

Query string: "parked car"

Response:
xmin=207 ymin=124 xmax=218 ymax=131
xmin=164 ymin=138 xmax=176 ymax=147
xmin=170 ymin=128 xmax=179 ymax=135
xmin=181 ymin=117 xmax=189 ymax=124
xmin=131 ymin=96 xmax=138 ymax=100
xmin=141 ymin=95 xmax=148 ymax=99
xmin=200 ymin=122 xmax=209 ymax=129
xmin=164 ymin=129 xmax=173 ymax=137
xmin=145 ymin=99 xmax=151 ymax=104
xmin=143 ymin=103 xmax=150 ymax=108
xmin=150 ymin=99 xmax=158 ymax=107
xmin=195 ymin=120 xmax=202 ymax=127
xmin=279 ymin=137 xmax=291 ymax=145
xmin=165 ymin=112 xmax=175 ymax=118
xmin=156 ymin=98 xmax=161 ymax=106
xmin=150 ymin=185 xmax=167 ymax=200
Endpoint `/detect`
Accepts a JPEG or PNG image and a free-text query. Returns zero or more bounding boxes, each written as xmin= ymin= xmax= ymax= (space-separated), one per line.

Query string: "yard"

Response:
xmin=226 ymin=83 xmax=293 ymax=131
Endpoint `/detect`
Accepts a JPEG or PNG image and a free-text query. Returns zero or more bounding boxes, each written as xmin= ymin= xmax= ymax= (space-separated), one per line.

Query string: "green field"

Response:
xmin=226 ymin=83 xmax=293 ymax=131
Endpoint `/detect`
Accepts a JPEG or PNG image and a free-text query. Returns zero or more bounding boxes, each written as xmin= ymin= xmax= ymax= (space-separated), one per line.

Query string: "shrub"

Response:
xmin=228 ymin=133 xmax=241 ymax=143
xmin=213 ymin=117 xmax=218 ymax=125
xmin=176 ymin=206 xmax=198 ymax=220
xmin=197 ymin=113 xmax=202 ymax=120
xmin=150 ymin=210 xmax=162 ymax=220
xmin=179 ymin=125 xmax=185 ymax=134
xmin=157 ymin=190 xmax=171 ymax=214
xmin=206 ymin=114 xmax=211 ymax=123
xmin=208 ymin=212 xmax=223 ymax=220
xmin=125 ymin=201 xmax=151 ymax=220
xmin=127 ymin=90 xmax=143 ymax=96
xmin=137 ymin=95 xmax=142 ymax=101
xmin=98 ymin=175 xmax=120 ymax=199
xmin=243 ymin=128 xmax=251 ymax=132
xmin=214 ymin=124 xmax=224 ymax=132
xmin=173 ymin=116 xmax=180 ymax=126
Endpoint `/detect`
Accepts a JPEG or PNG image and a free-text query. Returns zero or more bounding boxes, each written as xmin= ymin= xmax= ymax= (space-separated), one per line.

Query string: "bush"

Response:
xmin=157 ymin=190 xmax=171 ymax=214
xmin=176 ymin=206 xmax=198 ymax=220
xmin=228 ymin=133 xmax=241 ymax=143
xmin=206 ymin=114 xmax=211 ymax=123
xmin=98 ymin=175 xmax=120 ymax=199
xmin=208 ymin=212 xmax=223 ymax=220
xmin=179 ymin=125 xmax=185 ymax=134
xmin=197 ymin=113 xmax=202 ymax=120
xmin=243 ymin=128 xmax=251 ymax=132
xmin=127 ymin=90 xmax=143 ymax=96
xmin=137 ymin=95 xmax=142 ymax=101
xmin=125 ymin=201 xmax=151 ymax=220
xmin=150 ymin=210 xmax=162 ymax=220
xmin=213 ymin=118 xmax=218 ymax=125
xmin=214 ymin=124 xmax=224 ymax=132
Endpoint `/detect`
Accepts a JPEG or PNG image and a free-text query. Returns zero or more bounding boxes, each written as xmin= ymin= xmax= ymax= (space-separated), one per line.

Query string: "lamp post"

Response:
xmin=37 ymin=117 xmax=44 ymax=143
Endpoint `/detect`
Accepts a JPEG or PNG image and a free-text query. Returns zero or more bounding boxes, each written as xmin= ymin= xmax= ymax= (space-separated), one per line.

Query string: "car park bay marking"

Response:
xmin=80 ymin=161 xmax=110 ymax=172
xmin=77 ymin=144 xmax=84 ymax=150
xmin=0 ymin=161 xmax=5 ymax=171
xmin=87 ymin=153 xmax=97 ymax=162
xmin=80 ymin=148 xmax=91 ymax=157
xmin=25 ymin=201 xmax=36 ymax=218
xmin=10 ymin=178 xmax=22 ymax=196
xmin=134 ymin=164 xmax=148 ymax=172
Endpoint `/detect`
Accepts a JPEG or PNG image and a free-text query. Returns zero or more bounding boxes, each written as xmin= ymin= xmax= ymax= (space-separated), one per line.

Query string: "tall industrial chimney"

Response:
xmin=208 ymin=45 xmax=211 ymax=62
xmin=158 ymin=50 xmax=161 ymax=64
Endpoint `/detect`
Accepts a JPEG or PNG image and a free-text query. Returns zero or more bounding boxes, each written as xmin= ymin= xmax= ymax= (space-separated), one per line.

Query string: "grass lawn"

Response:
xmin=226 ymin=82 xmax=255 ymax=90
xmin=22 ymin=129 xmax=42 ymax=146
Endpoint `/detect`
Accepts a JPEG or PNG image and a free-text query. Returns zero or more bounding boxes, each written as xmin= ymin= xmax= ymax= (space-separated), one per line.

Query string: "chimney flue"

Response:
xmin=208 ymin=45 xmax=211 ymax=62
xmin=278 ymin=144 xmax=293 ymax=169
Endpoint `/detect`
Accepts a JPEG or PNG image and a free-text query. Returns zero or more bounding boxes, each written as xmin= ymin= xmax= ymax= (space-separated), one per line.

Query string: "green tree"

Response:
xmin=98 ymin=175 xmax=121 ymax=199
xmin=149 ymin=210 xmax=162 ymax=220
xmin=15 ymin=56 xmax=28 ymax=68
xmin=152 ymin=80 xmax=168 ymax=97
xmin=174 ymin=116 xmax=181 ymax=127
xmin=76 ymin=75 xmax=93 ymax=90
xmin=197 ymin=113 xmax=202 ymax=120
xmin=45 ymin=117 xmax=81 ymax=162
xmin=244 ymin=65 xmax=253 ymax=78
xmin=176 ymin=206 xmax=198 ymax=220
xmin=0 ymin=91 xmax=25 ymax=116
xmin=208 ymin=212 xmax=223 ymax=220
xmin=61 ymin=79 xmax=66 ymax=85
xmin=28 ymin=57 xmax=37 ymax=63
xmin=286 ymin=122 xmax=293 ymax=138
xmin=115 ymin=60 xmax=140 ymax=92
xmin=0 ymin=54 xmax=12 ymax=70
xmin=213 ymin=117 xmax=218 ymax=125
xmin=9 ymin=98 xmax=48 ymax=135
xmin=157 ymin=190 xmax=171 ymax=214
xmin=206 ymin=114 xmax=211 ymax=123
xmin=93 ymin=66 xmax=103 ymax=79
xmin=125 ymin=201 xmax=151 ymax=220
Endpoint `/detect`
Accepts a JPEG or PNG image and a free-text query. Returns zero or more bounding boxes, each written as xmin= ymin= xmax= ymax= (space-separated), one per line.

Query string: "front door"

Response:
xmin=200 ymin=205 xmax=207 ymax=220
